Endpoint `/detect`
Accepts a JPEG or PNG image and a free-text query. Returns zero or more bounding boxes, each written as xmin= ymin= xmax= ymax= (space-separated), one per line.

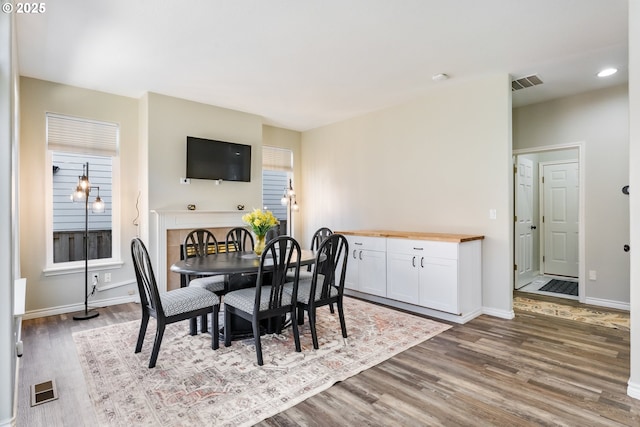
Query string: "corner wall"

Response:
xmin=513 ymin=84 xmax=630 ymax=305
xmin=19 ymin=78 xmax=140 ymax=314
xmin=301 ymin=74 xmax=514 ymax=317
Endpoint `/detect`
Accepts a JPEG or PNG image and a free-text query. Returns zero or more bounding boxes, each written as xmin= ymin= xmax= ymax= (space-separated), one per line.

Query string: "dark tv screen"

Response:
xmin=186 ymin=136 xmax=251 ymax=182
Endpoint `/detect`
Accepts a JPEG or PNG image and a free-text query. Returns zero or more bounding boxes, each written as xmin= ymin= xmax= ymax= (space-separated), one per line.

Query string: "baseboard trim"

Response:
xmin=343 ymin=290 xmax=481 ymax=324
xmin=483 ymin=307 xmax=515 ymax=320
xmin=627 ymin=379 xmax=640 ymax=400
xmin=583 ymin=297 xmax=630 ymax=312
xmin=22 ymin=295 xmax=137 ymax=320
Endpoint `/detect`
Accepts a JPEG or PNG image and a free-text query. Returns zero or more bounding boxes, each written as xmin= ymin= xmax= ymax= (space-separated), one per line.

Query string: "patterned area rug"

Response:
xmin=73 ymin=297 xmax=450 ymax=427
xmin=513 ymin=296 xmax=630 ymax=330
xmin=538 ymin=279 xmax=578 ymax=296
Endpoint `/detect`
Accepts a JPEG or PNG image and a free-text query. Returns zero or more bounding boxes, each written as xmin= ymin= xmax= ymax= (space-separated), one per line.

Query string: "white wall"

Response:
xmin=513 ymin=85 xmax=630 ymax=304
xmin=0 ymin=11 xmax=17 ymax=427
xmin=19 ymin=78 xmax=140 ymax=314
xmin=627 ymin=0 xmax=640 ymax=399
xmin=301 ymin=74 xmax=514 ymax=317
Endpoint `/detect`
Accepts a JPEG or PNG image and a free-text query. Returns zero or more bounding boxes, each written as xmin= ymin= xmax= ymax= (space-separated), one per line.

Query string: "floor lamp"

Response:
xmin=280 ymin=178 xmax=299 ymax=236
xmin=71 ymin=162 xmax=104 ymax=321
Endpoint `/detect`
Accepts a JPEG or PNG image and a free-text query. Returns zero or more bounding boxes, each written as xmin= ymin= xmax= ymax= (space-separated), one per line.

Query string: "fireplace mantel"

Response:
xmin=150 ymin=210 xmax=246 ymax=292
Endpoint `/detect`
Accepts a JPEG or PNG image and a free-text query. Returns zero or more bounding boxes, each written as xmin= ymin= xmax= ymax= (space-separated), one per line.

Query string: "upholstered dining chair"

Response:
xmin=183 ymin=229 xmax=226 ymax=333
xmin=131 ymin=238 xmax=220 ymax=368
xmin=287 ymin=227 xmax=334 ymax=310
xmin=285 ymin=233 xmax=348 ymax=349
xmin=223 ymin=236 xmax=302 ymax=366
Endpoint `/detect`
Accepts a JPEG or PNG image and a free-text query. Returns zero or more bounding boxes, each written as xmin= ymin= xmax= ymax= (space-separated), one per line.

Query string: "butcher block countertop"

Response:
xmin=335 ymin=229 xmax=484 ymax=243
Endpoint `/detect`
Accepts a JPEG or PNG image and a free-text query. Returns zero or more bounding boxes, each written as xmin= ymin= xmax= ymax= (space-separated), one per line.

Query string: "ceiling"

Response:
xmin=16 ymin=0 xmax=629 ymax=131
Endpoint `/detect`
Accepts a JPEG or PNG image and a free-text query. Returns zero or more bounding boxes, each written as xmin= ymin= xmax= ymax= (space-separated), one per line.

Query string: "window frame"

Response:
xmin=43 ymin=115 xmax=123 ymax=276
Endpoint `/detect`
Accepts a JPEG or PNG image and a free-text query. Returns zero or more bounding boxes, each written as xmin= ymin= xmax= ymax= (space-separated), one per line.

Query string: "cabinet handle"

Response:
xmin=413 ymin=247 xmax=424 ymax=251
xmin=421 ymin=257 xmax=424 ymax=268
xmin=412 ymin=256 xmax=416 ymax=267
xmin=359 ymin=250 xmax=363 ymax=260
xmin=352 ymin=249 xmax=357 ymax=259
xmin=354 ymin=242 xmax=363 ymax=245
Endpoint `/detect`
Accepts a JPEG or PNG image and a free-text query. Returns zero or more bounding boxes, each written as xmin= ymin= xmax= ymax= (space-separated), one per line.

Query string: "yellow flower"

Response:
xmin=242 ymin=208 xmax=280 ymax=236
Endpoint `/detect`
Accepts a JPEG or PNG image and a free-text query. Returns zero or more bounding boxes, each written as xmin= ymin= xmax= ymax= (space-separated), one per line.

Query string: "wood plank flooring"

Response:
xmin=17 ymin=296 xmax=640 ymax=426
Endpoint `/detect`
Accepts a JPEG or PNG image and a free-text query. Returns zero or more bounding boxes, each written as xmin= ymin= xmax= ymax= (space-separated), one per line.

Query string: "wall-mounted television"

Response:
xmin=186 ymin=136 xmax=251 ymax=182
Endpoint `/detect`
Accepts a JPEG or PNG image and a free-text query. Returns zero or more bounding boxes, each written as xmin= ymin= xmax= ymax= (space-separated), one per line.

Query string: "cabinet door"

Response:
xmin=386 ymin=251 xmax=419 ymax=303
xmin=344 ymin=247 xmax=360 ymax=291
xmin=419 ymin=256 xmax=459 ymax=314
xmin=358 ymin=250 xmax=387 ymax=296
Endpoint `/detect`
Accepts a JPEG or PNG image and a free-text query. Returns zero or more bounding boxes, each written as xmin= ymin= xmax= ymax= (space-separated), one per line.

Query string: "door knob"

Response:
xmin=530 ymin=225 xmax=537 ymax=230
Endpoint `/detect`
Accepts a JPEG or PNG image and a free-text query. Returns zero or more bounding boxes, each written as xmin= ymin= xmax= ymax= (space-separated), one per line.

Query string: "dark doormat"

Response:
xmin=539 ymin=279 xmax=578 ymax=296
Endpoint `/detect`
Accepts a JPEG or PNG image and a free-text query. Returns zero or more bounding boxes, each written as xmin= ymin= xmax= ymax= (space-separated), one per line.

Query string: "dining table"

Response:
xmin=170 ymin=249 xmax=318 ymax=339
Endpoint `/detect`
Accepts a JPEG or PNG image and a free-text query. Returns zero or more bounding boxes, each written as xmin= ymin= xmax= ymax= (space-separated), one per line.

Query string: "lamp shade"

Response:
xmin=92 ymin=196 xmax=105 ymax=213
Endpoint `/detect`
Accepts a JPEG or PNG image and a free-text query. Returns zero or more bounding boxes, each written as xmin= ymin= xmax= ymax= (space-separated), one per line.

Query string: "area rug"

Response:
xmin=538 ymin=279 xmax=578 ymax=296
xmin=73 ymin=297 xmax=450 ymax=427
xmin=513 ymin=296 xmax=629 ymax=330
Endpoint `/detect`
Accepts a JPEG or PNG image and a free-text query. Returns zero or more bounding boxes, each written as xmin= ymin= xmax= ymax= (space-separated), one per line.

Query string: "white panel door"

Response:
xmin=543 ymin=162 xmax=579 ymax=277
xmin=515 ymin=157 xmax=535 ymax=288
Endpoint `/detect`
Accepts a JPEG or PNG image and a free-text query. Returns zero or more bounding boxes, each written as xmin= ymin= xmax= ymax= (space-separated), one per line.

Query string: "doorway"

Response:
xmin=513 ymin=145 xmax=585 ymax=302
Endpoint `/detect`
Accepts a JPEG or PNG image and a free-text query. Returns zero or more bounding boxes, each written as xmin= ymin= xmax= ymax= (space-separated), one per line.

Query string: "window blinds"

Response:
xmin=46 ymin=113 xmax=119 ymax=156
xmin=262 ymin=146 xmax=293 ymax=172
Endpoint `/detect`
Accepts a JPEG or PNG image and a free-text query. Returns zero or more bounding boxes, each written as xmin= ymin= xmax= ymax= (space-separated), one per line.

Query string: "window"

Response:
xmin=46 ymin=113 xmax=120 ymax=272
xmin=262 ymin=147 xmax=293 ymax=236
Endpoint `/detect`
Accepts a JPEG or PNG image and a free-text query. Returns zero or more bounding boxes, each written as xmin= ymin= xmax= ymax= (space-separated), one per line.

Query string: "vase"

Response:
xmin=254 ymin=234 xmax=266 ymax=256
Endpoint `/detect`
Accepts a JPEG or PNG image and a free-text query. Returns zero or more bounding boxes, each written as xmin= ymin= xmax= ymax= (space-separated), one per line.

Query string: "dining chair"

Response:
xmin=225 ymin=227 xmax=254 ymax=252
xmin=285 ymin=233 xmax=348 ymax=349
xmin=287 ymin=227 xmax=334 ymax=310
xmin=183 ymin=228 xmax=226 ymax=333
xmin=223 ymin=236 xmax=302 ymax=366
xmin=131 ymin=238 xmax=220 ymax=368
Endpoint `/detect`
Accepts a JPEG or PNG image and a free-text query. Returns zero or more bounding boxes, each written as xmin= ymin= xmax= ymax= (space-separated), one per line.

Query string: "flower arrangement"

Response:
xmin=241 ymin=208 xmax=279 ymax=237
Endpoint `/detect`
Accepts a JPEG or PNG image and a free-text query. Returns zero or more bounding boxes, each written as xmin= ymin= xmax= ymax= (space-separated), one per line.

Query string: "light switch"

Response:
xmin=489 ymin=209 xmax=497 ymax=220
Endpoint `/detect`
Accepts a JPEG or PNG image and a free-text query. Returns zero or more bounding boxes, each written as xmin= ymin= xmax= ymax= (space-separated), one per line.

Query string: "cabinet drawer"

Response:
xmin=386 ymin=238 xmax=458 ymax=259
xmin=346 ymin=235 xmax=386 ymax=252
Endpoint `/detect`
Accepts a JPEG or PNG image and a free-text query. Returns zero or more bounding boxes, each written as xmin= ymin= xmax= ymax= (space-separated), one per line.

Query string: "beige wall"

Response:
xmin=19 ymin=77 xmax=140 ymax=313
xmin=301 ymin=74 xmax=514 ymax=316
xmin=144 ymin=92 xmax=263 ymax=215
xmin=513 ymin=84 xmax=630 ymax=304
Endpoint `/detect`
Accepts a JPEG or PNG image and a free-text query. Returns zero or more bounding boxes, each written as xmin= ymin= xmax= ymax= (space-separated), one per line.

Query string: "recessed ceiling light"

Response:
xmin=432 ymin=73 xmax=449 ymax=81
xmin=597 ymin=68 xmax=618 ymax=78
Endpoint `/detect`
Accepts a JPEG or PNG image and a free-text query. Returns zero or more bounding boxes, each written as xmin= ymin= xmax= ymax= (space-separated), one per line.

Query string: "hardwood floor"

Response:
xmin=17 ymin=298 xmax=640 ymax=426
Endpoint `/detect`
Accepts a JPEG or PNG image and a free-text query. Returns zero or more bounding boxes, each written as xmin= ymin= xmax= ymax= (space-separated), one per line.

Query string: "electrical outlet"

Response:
xmin=128 ymin=290 xmax=135 ymax=296
xmin=104 ymin=273 xmax=111 ymax=283
xmin=180 ymin=177 xmax=191 ymax=184
xmin=92 ymin=274 xmax=99 ymax=286
xmin=589 ymin=270 xmax=597 ymax=280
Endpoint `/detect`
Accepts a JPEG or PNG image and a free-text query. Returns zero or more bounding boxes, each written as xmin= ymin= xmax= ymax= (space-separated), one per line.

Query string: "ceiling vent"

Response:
xmin=511 ymin=74 xmax=543 ymax=91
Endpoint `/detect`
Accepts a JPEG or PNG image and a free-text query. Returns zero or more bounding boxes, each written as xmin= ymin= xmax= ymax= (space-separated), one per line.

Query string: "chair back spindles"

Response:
xmin=183 ymin=228 xmax=219 ymax=259
xmin=226 ymin=227 xmax=254 ymax=252
xmin=257 ymin=236 xmax=301 ymax=312
xmin=131 ymin=238 xmax=163 ymax=317
xmin=310 ymin=227 xmax=333 ymax=251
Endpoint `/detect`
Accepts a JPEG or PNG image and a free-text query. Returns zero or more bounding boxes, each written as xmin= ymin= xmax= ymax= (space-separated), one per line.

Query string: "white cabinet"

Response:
xmin=339 ymin=230 xmax=483 ymax=323
xmin=386 ymin=238 xmax=481 ymax=316
xmin=344 ymin=235 xmax=387 ymax=297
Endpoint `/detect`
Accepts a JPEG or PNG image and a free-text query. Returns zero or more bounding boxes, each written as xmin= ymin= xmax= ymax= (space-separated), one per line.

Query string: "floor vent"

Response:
xmin=512 ymin=74 xmax=543 ymax=91
xmin=31 ymin=380 xmax=58 ymax=406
